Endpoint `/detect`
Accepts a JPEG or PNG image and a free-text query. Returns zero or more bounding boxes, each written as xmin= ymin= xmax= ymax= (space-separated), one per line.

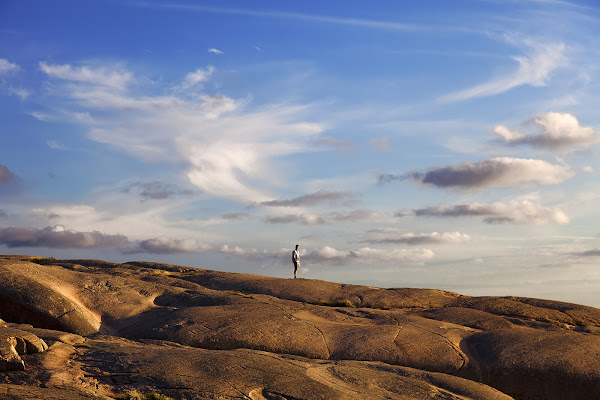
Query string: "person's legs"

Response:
xmin=294 ymin=263 xmax=298 ymax=278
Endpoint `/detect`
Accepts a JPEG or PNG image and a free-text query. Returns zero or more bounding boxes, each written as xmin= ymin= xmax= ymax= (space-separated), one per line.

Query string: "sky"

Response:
xmin=1 ymin=0 xmax=600 ymax=307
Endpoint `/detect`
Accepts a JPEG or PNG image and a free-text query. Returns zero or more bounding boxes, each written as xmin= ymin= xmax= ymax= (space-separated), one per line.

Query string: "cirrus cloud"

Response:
xmin=440 ymin=38 xmax=567 ymax=102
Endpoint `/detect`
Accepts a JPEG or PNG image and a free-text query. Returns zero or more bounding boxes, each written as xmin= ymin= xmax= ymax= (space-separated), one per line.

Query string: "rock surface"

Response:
xmin=1 ymin=255 xmax=599 ymax=399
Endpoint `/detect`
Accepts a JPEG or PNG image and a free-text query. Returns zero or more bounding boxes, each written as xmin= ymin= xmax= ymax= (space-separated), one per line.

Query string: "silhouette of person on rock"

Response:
xmin=292 ymin=244 xmax=300 ymax=279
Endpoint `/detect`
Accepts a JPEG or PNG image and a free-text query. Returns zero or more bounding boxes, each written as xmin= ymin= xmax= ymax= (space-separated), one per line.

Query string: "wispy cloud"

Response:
xmin=363 ymin=230 xmax=471 ymax=245
xmin=263 ymin=209 xmax=377 ymax=225
xmin=133 ymin=3 xmax=423 ymax=32
xmin=0 ymin=164 xmax=20 ymax=185
xmin=369 ymin=136 xmax=390 ymax=152
xmin=208 ymin=48 xmax=224 ymax=55
xmin=121 ymin=181 xmax=194 ymax=200
xmin=220 ymin=212 xmax=251 ymax=220
xmin=257 ymin=190 xmax=358 ymax=208
xmin=7 ymin=87 xmax=30 ymax=100
xmin=124 ymin=237 xmax=212 ymax=254
xmin=379 ymin=157 xmax=574 ymax=190
xmin=0 ymin=58 xmax=19 ymax=74
xmin=494 ymin=112 xmax=600 ymax=150
xmin=178 ymin=65 xmax=215 ymax=91
xmin=46 ymin=140 xmax=68 ymax=150
xmin=39 ymin=62 xmax=133 ymax=90
xmin=439 ymin=38 xmax=567 ymax=102
xmin=38 ymin=62 xmax=326 ymax=203
xmin=414 ymin=200 xmax=569 ymax=225
xmin=310 ymin=137 xmax=355 ymax=154
xmin=264 ymin=213 xmax=326 ymax=225
xmin=303 ymin=246 xmax=435 ymax=265
xmin=570 ymin=248 xmax=600 ymax=257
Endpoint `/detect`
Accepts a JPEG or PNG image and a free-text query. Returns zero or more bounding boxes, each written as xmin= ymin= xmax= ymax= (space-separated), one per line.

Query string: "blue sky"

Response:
xmin=2 ymin=0 xmax=600 ymax=306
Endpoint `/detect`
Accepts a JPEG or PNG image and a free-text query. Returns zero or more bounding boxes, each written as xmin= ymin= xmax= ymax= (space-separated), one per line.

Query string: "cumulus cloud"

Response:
xmin=414 ymin=200 xmax=569 ymax=225
xmin=303 ymin=246 xmax=435 ymax=265
xmin=124 ymin=237 xmax=212 ymax=254
xmin=0 ymin=225 xmax=129 ymax=248
xmin=380 ymin=157 xmax=573 ymax=190
xmin=440 ymin=39 xmax=567 ymax=102
xmin=121 ymin=181 xmax=194 ymax=200
xmin=258 ymin=190 xmax=357 ymax=207
xmin=39 ymin=62 xmax=325 ymax=203
xmin=0 ymin=164 xmax=20 ymax=185
xmin=494 ymin=112 xmax=600 ymax=150
xmin=363 ymin=230 xmax=471 ymax=245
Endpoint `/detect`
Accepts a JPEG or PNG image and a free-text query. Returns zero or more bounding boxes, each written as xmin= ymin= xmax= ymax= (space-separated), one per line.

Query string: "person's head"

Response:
xmin=295 ymin=244 xmax=299 ymax=250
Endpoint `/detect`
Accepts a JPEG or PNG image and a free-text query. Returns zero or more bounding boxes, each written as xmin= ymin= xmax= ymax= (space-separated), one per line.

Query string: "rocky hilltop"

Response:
xmin=1 ymin=255 xmax=600 ymax=399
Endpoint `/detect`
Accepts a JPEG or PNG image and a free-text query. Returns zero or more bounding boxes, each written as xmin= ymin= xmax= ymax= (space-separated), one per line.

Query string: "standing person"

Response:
xmin=292 ymin=244 xmax=300 ymax=279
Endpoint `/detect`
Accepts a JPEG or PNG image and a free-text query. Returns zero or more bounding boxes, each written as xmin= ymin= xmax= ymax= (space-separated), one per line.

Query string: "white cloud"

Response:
xmin=494 ymin=112 xmax=600 ymax=149
xmin=381 ymin=157 xmax=574 ymax=190
xmin=440 ymin=38 xmax=567 ymax=102
xmin=38 ymin=62 xmax=326 ymax=203
xmin=415 ymin=200 xmax=569 ymax=225
xmin=263 ymin=209 xmax=378 ymax=225
xmin=0 ymin=58 xmax=19 ymax=74
xmin=46 ymin=140 xmax=67 ymax=150
xmin=303 ymin=246 xmax=435 ymax=265
xmin=179 ymin=65 xmax=215 ymax=91
xmin=208 ymin=48 xmax=224 ymax=55
xmin=124 ymin=237 xmax=212 ymax=254
xmin=39 ymin=62 xmax=133 ymax=90
xmin=135 ymin=3 xmax=422 ymax=32
xmin=30 ymin=112 xmax=52 ymax=121
xmin=364 ymin=231 xmax=471 ymax=245
xmin=582 ymin=165 xmax=594 ymax=173
xmin=7 ymin=87 xmax=30 ymax=100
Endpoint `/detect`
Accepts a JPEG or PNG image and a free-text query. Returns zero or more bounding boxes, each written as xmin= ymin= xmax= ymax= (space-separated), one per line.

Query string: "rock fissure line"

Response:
xmin=391 ymin=316 xmax=467 ymax=371
xmin=256 ymin=299 xmax=332 ymax=359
